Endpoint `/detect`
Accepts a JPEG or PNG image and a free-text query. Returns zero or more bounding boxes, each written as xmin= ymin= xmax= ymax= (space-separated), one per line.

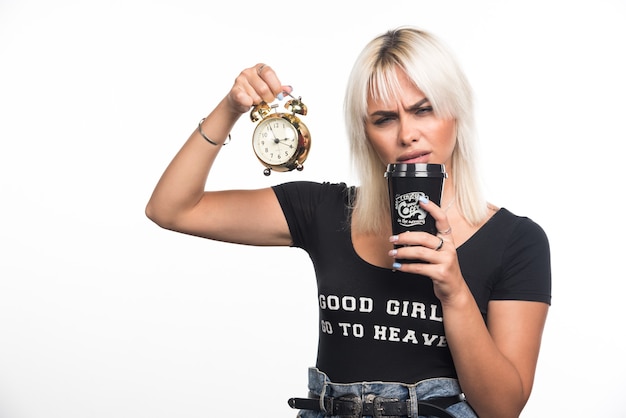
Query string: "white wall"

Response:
xmin=1 ymin=0 xmax=625 ymax=417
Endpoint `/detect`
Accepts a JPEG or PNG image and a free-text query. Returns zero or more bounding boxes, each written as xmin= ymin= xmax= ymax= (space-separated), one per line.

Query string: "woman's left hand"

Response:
xmin=389 ymin=198 xmax=465 ymax=303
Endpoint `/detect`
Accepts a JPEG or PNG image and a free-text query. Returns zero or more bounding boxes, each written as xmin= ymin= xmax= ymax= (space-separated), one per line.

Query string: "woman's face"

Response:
xmin=365 ymin=68 xmax=457 ymax=167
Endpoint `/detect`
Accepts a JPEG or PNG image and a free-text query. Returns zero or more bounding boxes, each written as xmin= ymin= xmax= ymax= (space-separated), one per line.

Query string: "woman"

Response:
xmin=146 ymin=27 xmax=551 ymax=418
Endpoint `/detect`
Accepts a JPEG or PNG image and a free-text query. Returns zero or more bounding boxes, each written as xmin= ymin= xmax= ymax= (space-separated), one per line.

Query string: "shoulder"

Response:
xmin=492 ymin=208 xmax=551 ymax=284
xmin=272 ymin=180 xmax=351 ymax=191
xmin=271 ymin=181 xmax=355 ymax=217
xmin=487 ymin=208 xmax=552 ymax=303
xmin=272 ymin=181 xmax=353 ymax=201
xmin=270 ymin=181 xmax=353 ymax=247
xmin=470 ymin=207 xmax=551 ymax=267
xmin=494 ymin=208 xmax=549 ymax=246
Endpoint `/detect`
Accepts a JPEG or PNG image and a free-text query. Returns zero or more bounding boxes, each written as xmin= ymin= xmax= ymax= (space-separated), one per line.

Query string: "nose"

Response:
xmin=398 ymin=116 xmax=420 ymax=146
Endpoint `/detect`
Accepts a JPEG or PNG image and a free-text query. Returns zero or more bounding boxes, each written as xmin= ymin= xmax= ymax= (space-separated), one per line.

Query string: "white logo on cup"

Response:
xmin=395 ymin=192 xmax=427 ymax=227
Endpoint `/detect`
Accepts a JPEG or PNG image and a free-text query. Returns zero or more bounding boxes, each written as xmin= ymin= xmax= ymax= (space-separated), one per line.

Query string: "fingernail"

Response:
xmin=418 ymin=195 xmax=429 ymax=204
xmin=389 ymin=249 xmax=398 ymax=257
xmin=392 ymin=262 xmax=402 ymax=269
xmin=277 ymin=86 xmax=294 ymax=101
xmin=389 ymin=235 xmax=399 ymax=242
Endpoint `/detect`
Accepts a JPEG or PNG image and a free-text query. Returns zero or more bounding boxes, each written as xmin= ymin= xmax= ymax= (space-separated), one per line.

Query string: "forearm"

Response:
xmin=146 ymin=96 xmax=240 ymax=227
xmin=443 ymin=289 xmax=526 ymax=418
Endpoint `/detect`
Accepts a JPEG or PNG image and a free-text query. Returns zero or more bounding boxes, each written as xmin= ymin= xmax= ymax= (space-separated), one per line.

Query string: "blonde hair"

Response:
xmin=345 ymin=27 xmax=487 ymax=234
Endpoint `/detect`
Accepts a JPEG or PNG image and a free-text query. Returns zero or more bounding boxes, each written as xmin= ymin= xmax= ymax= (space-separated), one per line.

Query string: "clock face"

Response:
xmin=252 ymin=116 xmax=299 ymax=165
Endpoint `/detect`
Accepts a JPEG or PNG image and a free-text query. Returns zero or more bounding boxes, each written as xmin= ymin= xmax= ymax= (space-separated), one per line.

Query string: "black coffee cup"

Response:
xmin=385 ymin=163 xmax=447 ymax=263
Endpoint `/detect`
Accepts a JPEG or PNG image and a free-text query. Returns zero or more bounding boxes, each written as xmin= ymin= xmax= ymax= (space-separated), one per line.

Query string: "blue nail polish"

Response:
xmin=389 ymin=235 xmax=399 ymax=242
xmin=277 ymin=92 xmax=285 ymax=100
xmin=418 ymin=195 xmax=429 ymax=204
xmin=392 ymin=262 xmax=402 ymax=269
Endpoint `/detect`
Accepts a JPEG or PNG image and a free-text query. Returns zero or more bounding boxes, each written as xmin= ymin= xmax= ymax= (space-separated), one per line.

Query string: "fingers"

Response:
xmin=389 ymin=232 xmax=457 ymax=283
xmin=434 ymin=236 xmax=444 ymax=251
xmin=388 ymin=197 xmax=463 ymax=300
xmin=253 ymin=63 xmax=284 ymax=102
xmin=231 ymin=63 xmax=292 ymax=110
xmin=388 ymin=196 xmax=454 ymax=270
xmin=437 ymin=226 xmax=452 ymax=236
xmin=256 ymin=63 xmax=292 ymax=99
xmin=389 ymin=232 xmax=449 ymax=262
xmin=417 ymin=196 xmax=453 ymax=237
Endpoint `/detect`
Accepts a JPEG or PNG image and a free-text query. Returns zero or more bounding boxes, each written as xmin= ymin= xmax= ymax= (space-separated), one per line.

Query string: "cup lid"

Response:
xmin=385 ymin=163 xmax=447 ymax=178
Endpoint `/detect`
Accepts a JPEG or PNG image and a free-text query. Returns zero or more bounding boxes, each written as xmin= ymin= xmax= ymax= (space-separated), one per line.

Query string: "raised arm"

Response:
xmin=145 ymin=64 xmax=293 ymax=246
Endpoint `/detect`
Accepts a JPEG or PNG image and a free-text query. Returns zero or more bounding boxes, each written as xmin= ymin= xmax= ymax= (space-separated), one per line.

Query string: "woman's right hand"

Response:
xmin=226 ymin=63 xmax=293 ymax=115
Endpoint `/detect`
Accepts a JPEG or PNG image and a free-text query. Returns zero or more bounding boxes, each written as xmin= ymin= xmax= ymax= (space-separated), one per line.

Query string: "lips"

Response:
xmin=397 ymin=151 xmax=431 ymax=164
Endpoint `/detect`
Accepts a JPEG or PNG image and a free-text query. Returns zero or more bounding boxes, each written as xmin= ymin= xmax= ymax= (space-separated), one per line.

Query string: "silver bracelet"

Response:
xmin=198 ymin=118 xmax=231 ymax=146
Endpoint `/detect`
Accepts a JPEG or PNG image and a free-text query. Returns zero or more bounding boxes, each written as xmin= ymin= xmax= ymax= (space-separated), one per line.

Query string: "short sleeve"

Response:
xmin=491 ymin=217 xmax=552 ymax=305
xmin=272 ymin=181 xmax=348 ymax=249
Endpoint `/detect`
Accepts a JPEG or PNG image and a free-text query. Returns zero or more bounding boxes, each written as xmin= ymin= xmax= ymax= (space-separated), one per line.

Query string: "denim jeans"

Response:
xmin=294 ymin=367 xmax=478 ymax=418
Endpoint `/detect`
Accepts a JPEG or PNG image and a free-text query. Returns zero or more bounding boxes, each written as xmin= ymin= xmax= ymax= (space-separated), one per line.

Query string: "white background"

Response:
xmin=1 ymin=0 xmax=625 ymax=417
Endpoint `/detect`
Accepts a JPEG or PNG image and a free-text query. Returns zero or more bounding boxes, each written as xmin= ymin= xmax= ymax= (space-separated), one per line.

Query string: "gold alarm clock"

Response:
xmin=250 ymin=95 xmax=311 ymax=176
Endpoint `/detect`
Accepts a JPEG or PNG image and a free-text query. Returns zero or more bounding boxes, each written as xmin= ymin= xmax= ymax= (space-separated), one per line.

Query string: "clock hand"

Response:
xmin=276 ymin=133 xmax=296 ymax=142
xmin=267 ymin=125 xmax=279 ymax=141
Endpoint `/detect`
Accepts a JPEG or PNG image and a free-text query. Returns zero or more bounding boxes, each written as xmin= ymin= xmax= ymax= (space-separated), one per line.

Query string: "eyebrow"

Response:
xmin=369 ymin=98 xmax=431 ymax=118
xmin=406 ymin=98 xmax=431 ymax=112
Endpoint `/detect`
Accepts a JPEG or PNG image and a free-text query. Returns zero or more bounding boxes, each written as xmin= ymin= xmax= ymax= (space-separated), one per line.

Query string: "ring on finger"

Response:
xmin=434 ymin=237 xmax=444 ymax=251
xmin=437 ymin=227 xmax=452 ymax=235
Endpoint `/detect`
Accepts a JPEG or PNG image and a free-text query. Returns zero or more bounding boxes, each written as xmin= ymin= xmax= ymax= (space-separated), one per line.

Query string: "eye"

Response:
xmin=372 ymin=116 xmax=392 ymax=126
xmin=371 ymin=113 xmax=397 ymax=126
xmin=415 ymin=106 xmax=433 ymax=115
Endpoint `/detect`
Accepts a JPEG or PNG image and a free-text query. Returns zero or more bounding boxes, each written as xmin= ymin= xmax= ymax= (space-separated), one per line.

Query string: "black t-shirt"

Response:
xmin=272 ymin=181 xmax=551 ymax=384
